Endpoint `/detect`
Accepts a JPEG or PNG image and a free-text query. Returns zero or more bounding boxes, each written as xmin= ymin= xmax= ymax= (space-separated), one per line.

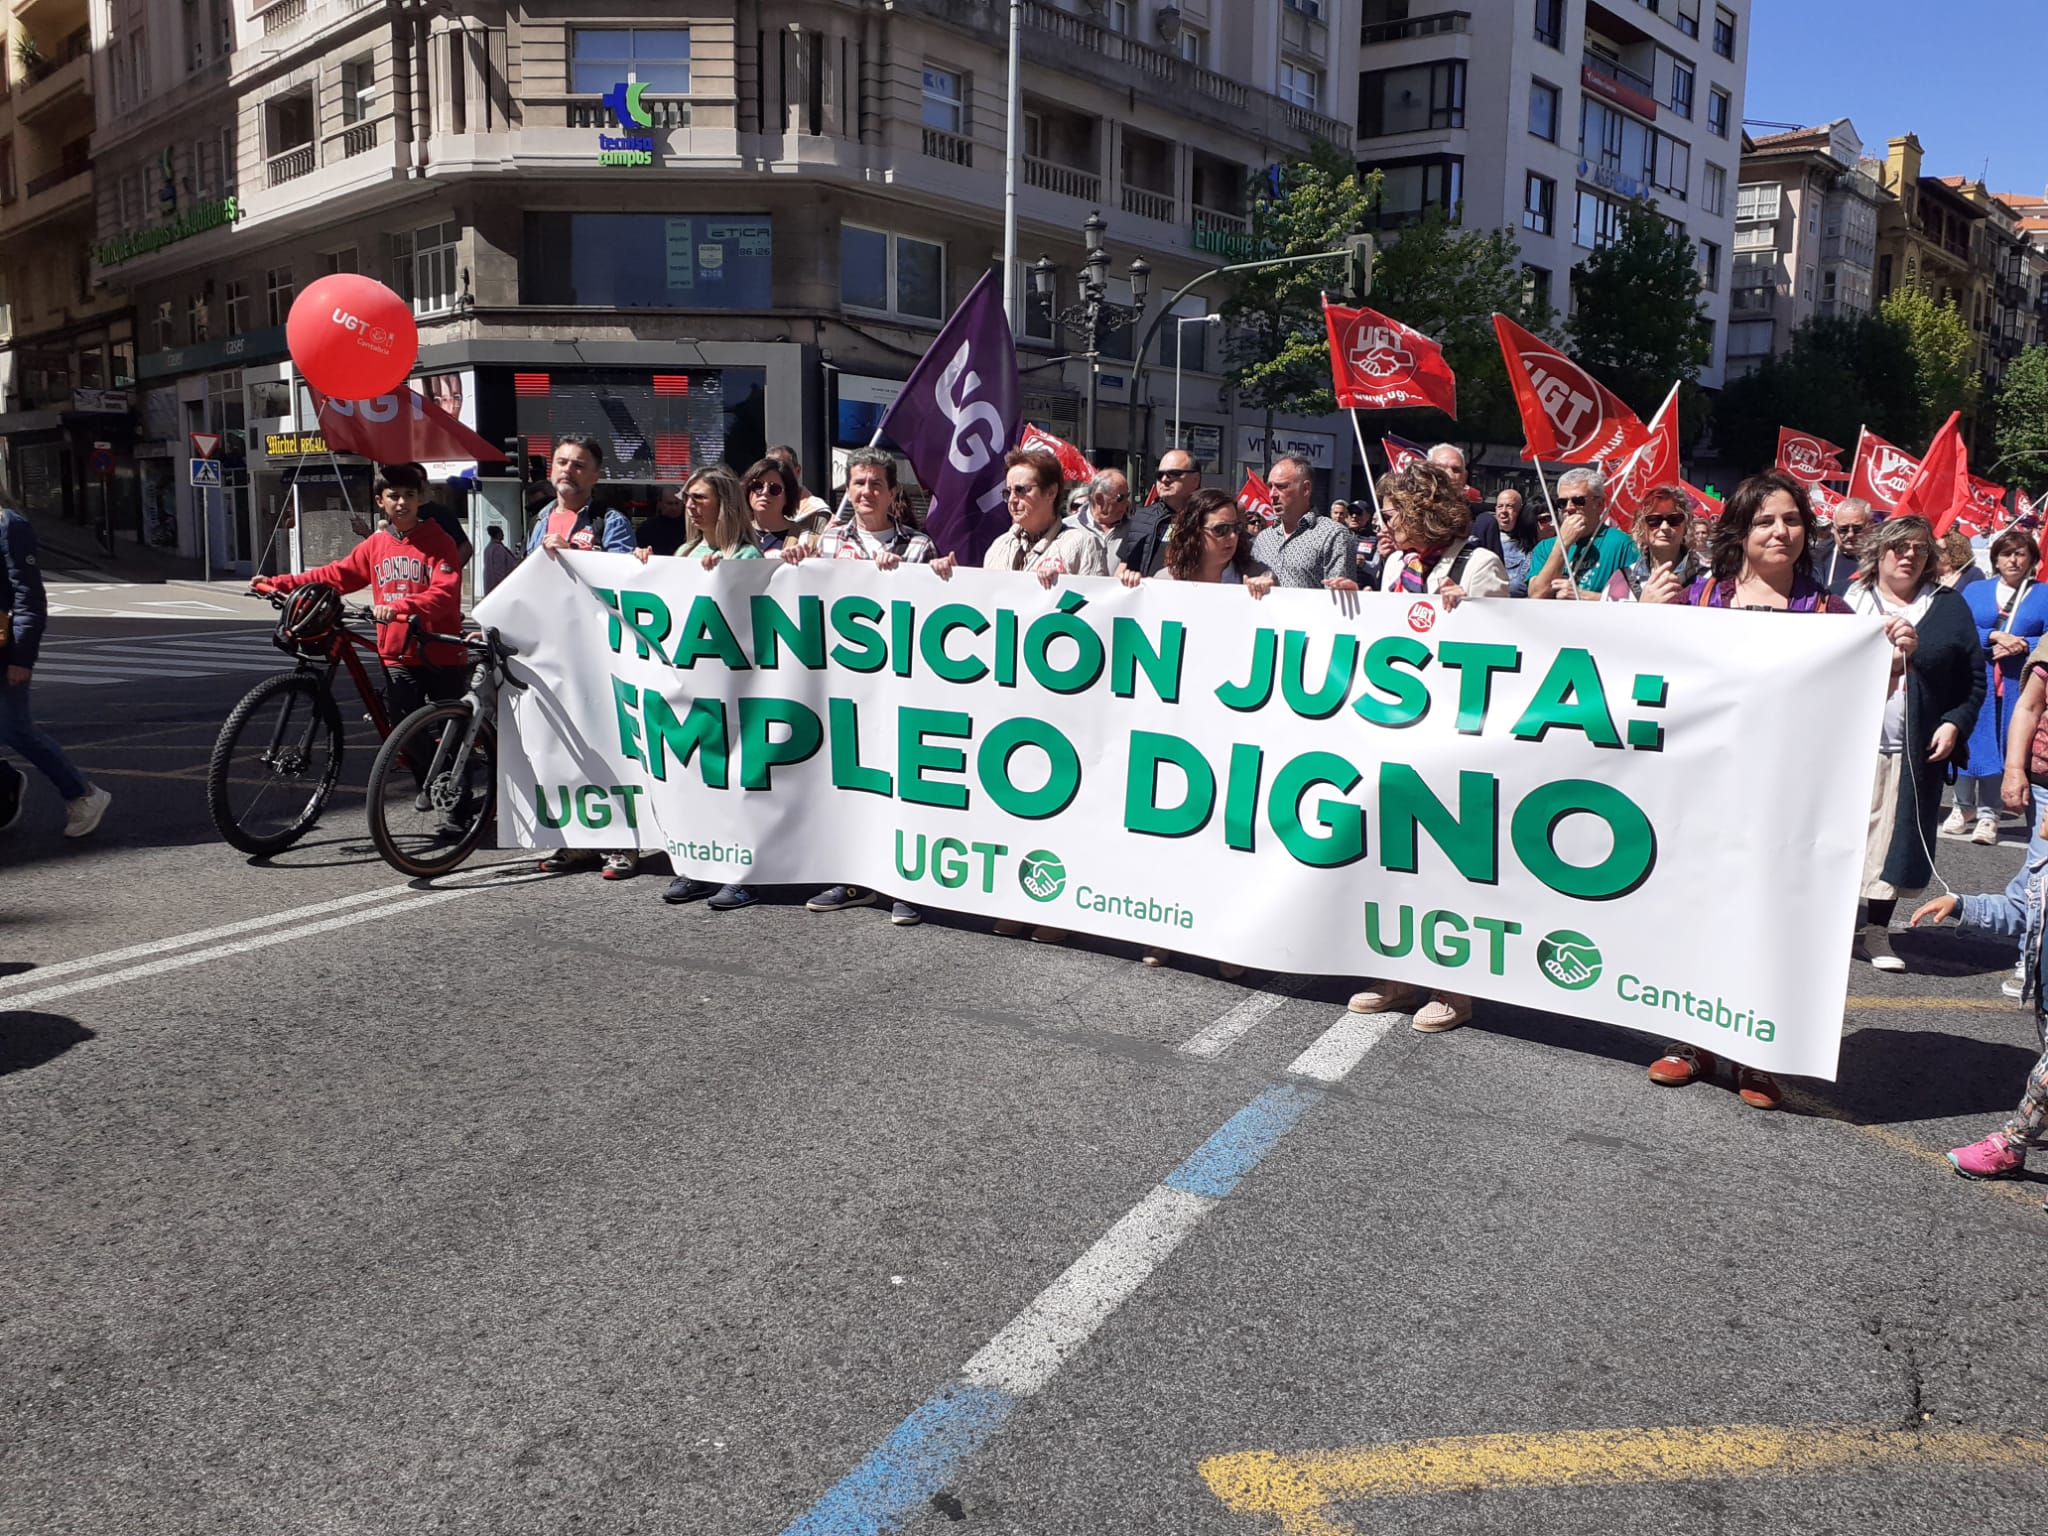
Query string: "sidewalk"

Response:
xmin=27 ymin=512 xmax=205 ymax=584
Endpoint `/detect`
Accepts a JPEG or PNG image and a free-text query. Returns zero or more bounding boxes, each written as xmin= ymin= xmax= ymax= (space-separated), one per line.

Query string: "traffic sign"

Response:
xmin=190 ymin=458 xmax=223 ymax=487
xmin=190 ymin=431 xmax=222 ymax=459
xmin=88 ymin=447 xmax=115 ymax=478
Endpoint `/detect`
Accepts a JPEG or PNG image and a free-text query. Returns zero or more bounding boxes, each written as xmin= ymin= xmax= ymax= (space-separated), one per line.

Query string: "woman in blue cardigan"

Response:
xmin=1948 ymin=528 xmax=2048 ymax=844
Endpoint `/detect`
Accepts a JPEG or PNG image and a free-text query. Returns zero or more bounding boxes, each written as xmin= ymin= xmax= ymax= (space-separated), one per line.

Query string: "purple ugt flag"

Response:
xmin=877 ymin=268 xmax=1020 ymax=562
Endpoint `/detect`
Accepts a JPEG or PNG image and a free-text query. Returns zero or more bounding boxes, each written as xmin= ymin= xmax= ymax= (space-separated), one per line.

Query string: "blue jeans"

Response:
xmin=0 ymin=676 xmax=88 ymax=801
xmin=2003 ymin=784 xmax=2048 ymax=962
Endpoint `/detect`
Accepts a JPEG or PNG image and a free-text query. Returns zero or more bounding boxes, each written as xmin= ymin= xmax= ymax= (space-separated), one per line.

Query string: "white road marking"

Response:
xmin=1179 ymin=974 xmax=1309 ymax=1058
xmin=1288 ymin=1011 xmax=1400 ymax=1082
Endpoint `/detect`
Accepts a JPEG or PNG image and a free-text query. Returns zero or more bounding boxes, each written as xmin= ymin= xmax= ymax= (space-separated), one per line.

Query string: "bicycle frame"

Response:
xmin=277 ymin=611 xmax=394 ymax=736
xmin=404 ymin=627 xmax=522 ymax=815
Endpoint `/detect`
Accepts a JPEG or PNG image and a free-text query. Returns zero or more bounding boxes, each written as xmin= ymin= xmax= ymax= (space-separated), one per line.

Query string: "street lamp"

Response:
xmin=1034 ymin=212 xmax=1150 ymax=463
xmin=1171 ymin=313 xmax=1224 ymax=458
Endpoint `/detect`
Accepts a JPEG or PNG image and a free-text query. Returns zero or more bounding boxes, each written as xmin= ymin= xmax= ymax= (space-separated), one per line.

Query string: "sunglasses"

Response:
xmin=750 ymin=481 xmax=786 ymax=497
xmin=1205 ymin=523 xmax=1243 ymax=538
xmin=1558 ymin=494 xmax=1593 ymax=507
xmin=1005 ymin=484 xmax=1049 ymax=500
xmin=1641 ymin=513 xmax=1687 ymax=528
xmin=1157 ymin=469 xmax=1194 ymax=481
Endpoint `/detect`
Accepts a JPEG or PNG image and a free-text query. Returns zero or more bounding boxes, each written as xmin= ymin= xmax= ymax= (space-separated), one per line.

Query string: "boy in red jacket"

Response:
xmin=254 ymin=463 xmax=466 ymax=721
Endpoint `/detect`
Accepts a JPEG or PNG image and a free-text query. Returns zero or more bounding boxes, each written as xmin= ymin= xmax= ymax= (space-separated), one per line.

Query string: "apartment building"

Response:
xmin=1725 ymin=119 xmax=1885 ymax=379
xmin=76 ymin=0 xmax=1361 ymax=577
xmin=0 ymin=0 xmax=134 ymax=530
xmin=1353 ymin=0 xmax=1745 ymax=410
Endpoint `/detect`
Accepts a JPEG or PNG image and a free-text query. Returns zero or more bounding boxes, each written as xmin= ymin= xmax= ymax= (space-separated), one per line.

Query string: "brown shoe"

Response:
xmin=1649 ymin=1045 xmax=1713 ymax=1086
xmin=1348 ymin=980 xmax=1422 ymax=1014
xmin=1217 ymin=961 xmax=1247 ymax=979
xmin=993 ymin=919 xmax=1027 ymax=937
xmin=1736 ymin=1066 xmax=1782 ymax=1110
xmin=1030 ymin=926 xmax=1069 ymax=944
xmin=1412 ymin=994 xmax=1472 ymax=1033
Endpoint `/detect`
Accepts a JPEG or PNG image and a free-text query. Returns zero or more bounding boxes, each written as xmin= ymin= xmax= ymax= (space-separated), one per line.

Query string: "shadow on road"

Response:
xmin=0 ymin=1009 xmax=94 ymax=1076
xmin=1831 ymin=1025 xmax=2042 ymax=1126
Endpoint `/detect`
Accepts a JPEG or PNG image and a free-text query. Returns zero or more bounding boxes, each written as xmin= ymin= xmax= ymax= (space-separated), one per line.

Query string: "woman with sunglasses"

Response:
xmin=1623 ymin=486 xmax=1704 ymax=594
xmin=743 ymin=456 xmax=825 ymax=555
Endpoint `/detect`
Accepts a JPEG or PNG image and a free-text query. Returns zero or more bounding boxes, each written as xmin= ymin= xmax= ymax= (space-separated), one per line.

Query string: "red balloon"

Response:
xmin=286 ymin=274 xmax=419 ymax=400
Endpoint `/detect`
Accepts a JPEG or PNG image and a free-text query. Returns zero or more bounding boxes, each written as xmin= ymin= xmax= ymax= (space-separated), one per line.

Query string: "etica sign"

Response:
xmin=597 ymin=81 xmax=657 ymax=167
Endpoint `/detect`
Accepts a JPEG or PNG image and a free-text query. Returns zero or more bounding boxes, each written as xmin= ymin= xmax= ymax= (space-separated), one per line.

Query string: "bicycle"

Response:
xmin=206 ymin=584 xmax=395 ymax=856
xmin=362 ymin=623 xmax=524 ymax=878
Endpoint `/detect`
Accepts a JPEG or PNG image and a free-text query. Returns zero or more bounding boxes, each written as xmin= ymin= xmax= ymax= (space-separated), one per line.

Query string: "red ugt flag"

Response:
xmin=1961 ymin=475 xmax=2008 ymax=534
xmin=1382 ymin=432 xmax=1429 ymax=473
xmin=1892 ymin=412 xmax=1969 ymax=536
xmin=1847 ymin=428 xmax=1921 ymax=513
xmin=1238 ymin=470 xmax=1277 ymax=531
xmin=1323 ymin=299 xmax=1457 ymax=416
xmin=1490 ymin=313 xmax=1649 ymax=465
xmin=1604 ymin=382 xmax=1680 ymax=534
xmin=311 ymin=387 xmax=507 ymax=465
xmin=1017 ymin=423 xmax=1093 ymax=482
xmin=1775 ymin=426 xmax=1845 ymax=485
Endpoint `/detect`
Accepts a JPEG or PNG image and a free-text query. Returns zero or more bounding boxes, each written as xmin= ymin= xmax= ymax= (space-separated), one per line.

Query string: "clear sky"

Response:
xmin=1744 ymin=0 xmax=2048 ymax=199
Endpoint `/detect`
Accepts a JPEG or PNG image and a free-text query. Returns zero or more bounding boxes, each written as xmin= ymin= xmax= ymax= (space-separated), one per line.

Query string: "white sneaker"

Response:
xmin=1972 ymin=816 xmax=2000 ymax=845
xmin=1941 ymin=807 xmax=1969 ymax=835
xmin=62 ymin=783 xmax=111 ymax=838
xmin=2004 ymin=961 xmax=2026 ymax=1000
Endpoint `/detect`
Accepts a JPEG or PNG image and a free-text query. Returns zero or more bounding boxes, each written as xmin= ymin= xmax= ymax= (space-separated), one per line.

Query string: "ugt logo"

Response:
xmin=937 ymin=341 xmax=1008 ymax=475
xmin=1522 ymin=354 xmax=1600 ymax=442
xmin=1871 ymin=447 xmax=1916 ymax=501
xmin=1781 ymin=435 xmax=1831 ymax=481
xmin=1346 ymin=320 xmax=1414 ymax=384
xmin=603 ymin=80 xmax=653 ymax=129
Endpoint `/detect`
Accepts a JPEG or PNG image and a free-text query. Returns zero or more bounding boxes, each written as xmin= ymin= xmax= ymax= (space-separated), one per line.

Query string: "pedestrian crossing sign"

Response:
xmin=190 ymin=458 xmax=223 ymax=487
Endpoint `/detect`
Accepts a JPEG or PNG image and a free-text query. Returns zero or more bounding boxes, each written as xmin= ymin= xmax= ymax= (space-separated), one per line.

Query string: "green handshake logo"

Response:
xmin=1018 ymin=850 xmax=1067 ymax=903
xmin=1536 ymin=929 xmax=1602 ymax=991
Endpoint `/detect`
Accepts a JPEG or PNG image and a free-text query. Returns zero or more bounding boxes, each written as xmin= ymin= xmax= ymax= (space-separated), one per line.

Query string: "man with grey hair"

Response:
xmin=1428 ymin=441 xmax=1505 ymax=557
xmin=1528 ymin=465 xmax=1639 ymax=599
xmin=1253 ymin=452 xmax=1359 ymax=589
xmin=1816 ymin=495 xmax=1874 ymax=597
xmin=1073 ymin=466 xmax=1149 ymax=572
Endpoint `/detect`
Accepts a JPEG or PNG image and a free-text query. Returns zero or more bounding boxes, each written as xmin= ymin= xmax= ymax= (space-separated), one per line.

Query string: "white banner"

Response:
xmin=478 ymin=555 xmax=1891 ymax=1079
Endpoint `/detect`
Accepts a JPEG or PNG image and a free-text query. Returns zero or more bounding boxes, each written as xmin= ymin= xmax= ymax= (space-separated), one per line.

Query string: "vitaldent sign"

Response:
xmin=597 ymin=81 xmax=657 ymax=167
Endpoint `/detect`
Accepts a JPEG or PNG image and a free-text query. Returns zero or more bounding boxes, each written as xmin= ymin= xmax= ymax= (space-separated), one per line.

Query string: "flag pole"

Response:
xmin=1347 ymin=409 xmax=1383 ymax=521
xmin=1001 ymin=1 xmax=1021 ymax=328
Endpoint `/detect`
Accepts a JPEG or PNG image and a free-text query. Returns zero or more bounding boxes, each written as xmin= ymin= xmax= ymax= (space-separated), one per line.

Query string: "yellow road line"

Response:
xmin=1199 ymin=1424 xmax=2048 ymax=1536
xmin=1844 ymin=996 xmax=2020 ymax=1011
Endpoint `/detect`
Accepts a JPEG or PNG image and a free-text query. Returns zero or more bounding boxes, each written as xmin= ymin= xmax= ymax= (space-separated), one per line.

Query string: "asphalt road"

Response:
xmin=4 ymin=585 xmax=2047 ymax=1535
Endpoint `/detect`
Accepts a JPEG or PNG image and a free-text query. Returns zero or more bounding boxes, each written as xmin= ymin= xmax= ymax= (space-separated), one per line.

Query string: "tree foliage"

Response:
xmin=1221 ymin=144 xmax=1375 ymax=421
xmin=1566 ymin=200 xmax=1712 ymax=424
xmin=1366 ymin=205 xmax=1543 ymax=463
xmin=1878 ymin=288 xmax=1979 ymax=438
xmin=1994 ymin=345 xmax=2048 ymax=485
xmin=1712 ymin=314 xmax=1924 ymax=476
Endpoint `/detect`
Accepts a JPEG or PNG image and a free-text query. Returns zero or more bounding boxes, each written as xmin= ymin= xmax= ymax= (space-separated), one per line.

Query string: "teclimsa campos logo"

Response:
xmin=597 ymin=81 xmax=656 ymax=166
xmin=1536 ymin=929 xmax=1603 ymax=991
xmin=1018 ymin=850 xmax=1067 ymax=903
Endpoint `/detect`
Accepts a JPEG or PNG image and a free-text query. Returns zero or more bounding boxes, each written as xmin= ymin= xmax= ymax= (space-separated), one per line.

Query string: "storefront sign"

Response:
xmin=1237 ymin=426 xmax=1335 ymax=470
xmin=71 ymin=388 xmax=131 ymax=413
xmin=94 ymin=195 xmax=242 ymax=268
xmin=265 ymin=431 xmax=330 ymax=457
xmin=598 ymin=82 xmax=657 ymax=166
xmin=1580 ymin=62 xmax=1657 ymax=123
xmin=1165 ymin=421 xmax=1224 ymax=467
xmin=138 ymin=324 xmax=289 ymax=383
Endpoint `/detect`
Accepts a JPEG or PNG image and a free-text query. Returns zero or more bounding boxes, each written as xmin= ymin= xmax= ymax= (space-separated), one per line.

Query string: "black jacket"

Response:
xmin=1878 ymin=583 xmax=1986 ymax=890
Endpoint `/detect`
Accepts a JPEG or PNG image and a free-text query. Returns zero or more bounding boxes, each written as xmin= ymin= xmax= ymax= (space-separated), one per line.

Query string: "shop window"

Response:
xmin=522 ymin=213 xmax=773 ymax=310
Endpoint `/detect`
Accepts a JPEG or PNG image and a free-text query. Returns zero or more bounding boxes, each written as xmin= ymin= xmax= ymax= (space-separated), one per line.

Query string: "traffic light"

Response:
xmin=1342 ymin=233 xmax=1375 ymax=301
xmin=504 ymin=433 xmax=532 ymax=484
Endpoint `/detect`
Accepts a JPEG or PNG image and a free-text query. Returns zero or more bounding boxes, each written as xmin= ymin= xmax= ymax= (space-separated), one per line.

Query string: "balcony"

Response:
xmin=1193 ymin=204 xmax=1261 ymax=258
xmin=332 ymin=117 xmax=378 ymax=159
xmin=1361 ymin=9 xmax=1471 ymax=44
xmin=265 ymin=143 xmax=316 ymax=186
xmin=567 ymin=97 xmax=687 ymax=129
xmin=257 ymin=0 xmax=306 ymax=33
xmin=1121 ymin=184 xmax=1175 ymax=224
xmin=921 ymin=125 xmax=972 ymax=168
xmin=1581 ymin=51 xmax=1657 ymax=120
xmin=1024 ymin=154 xmax=1099 ymax=202
xmin=14 ymin=29 xmax=88 ymax=124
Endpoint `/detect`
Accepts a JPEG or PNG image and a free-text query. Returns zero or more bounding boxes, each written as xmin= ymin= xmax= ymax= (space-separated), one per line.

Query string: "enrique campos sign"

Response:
xmin=479 ymin=555 xmax=1891 ymax=1078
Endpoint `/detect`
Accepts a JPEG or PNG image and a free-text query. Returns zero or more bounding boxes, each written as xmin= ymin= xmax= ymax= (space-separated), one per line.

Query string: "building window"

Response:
xmin=195 ymin=137 xmax=216 ymax=198
xmin=1676 ymin=0 xmax=1700 ymax=37
xmin=187 ymin=292 xmax=209 ymax=343
xmin=0 ymin=139 xmax=13 ymax=204
xmin=320 ymin=246 xmax=359 ymax=275
xmin=225 ymin=278 xmax=248 ymax=336
xmin=1699 ymin=239 xmax=1720 ymax=291
xmin=130 ymin=27 xmax=150 ymax=101
xmin=570 ymin=27 xmax=690 ymax=95
xmin=521 ymin=213 xmax=773 ymax=309
xmin=1360 ymin=62 xmax=1465 ymax=136
xmin=183 ymin=0 xmax=203 ymax=70
xmin=1668 ymin=60 xmax=1693 ymax=117
xmin=1366 ymin=154 xmax=1463 ymax=229
xmin=411 ymin=221 xmax=458 ymax=315
xmin=1735 ymin=180 xmax=1779 ymax=221
xmin=341 ymin=54 xmax=375 ymax=123
xmin=1021 ymin=267 xmax=1055 ymax=344
xmin=154 ymin=299 xmax=175 ymax=350
xmin=1652 ymin=133 xmax=1690 ymax=200
xmin=1821 ymin=269 xmax=1837 ymax=305
xmin=1534 ymin=0 xmax=1563 ymax=47
xmin=265 ymin=265 xmax=294 ymax=327
xmin=1283 ymin=0 xmax=1324 ymax=14
xmin=1707 ymin=87 xmax=1729 ymax=138
xmin=841 ymin=225 xmax=944 ymax=321
xmin=1523 ymin=172 xmax=1555 ymax=236
xmin=921 ymin=67 xmax=964 ymax=133
xmin=1529 ymin=79 xmax=1560 ymax=141
xmin=1178 ymin=27 xmax=1207 ymax=67
xmin=1106 ymin=1 xmax=1130 ymax=32
xmin=1803 ymin=264 xmax=1815 ymax=301
xmin=1702 ymin=162 xmax=1726 ymax=215
xmin=1576 ymin=187 xmax=1626 ymax=249
xmin=1522 ymin=264 xmax=1551 ymax=315
xmin=1279 ymin=62 xmax=1321 ymax=110
xmin=1712 ymin=6 xmax=1736 ymax=57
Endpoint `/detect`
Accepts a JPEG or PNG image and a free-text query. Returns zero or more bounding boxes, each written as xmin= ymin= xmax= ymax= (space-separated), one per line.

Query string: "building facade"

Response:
xmin=76 ymin=0 xmax=1363 ymax=577
xmin=1726 ymin=119 xmax=1885 ymax=378
xmin=1353 ymin=0 xmax=1745 ymax=405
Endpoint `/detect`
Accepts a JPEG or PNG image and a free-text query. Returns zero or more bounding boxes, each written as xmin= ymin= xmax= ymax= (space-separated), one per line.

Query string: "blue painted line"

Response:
xmin=1162 ymin=1083 xmax=1318 ymax=1199
xmin=780 ymin=1382 xmax=1018 ymax=1536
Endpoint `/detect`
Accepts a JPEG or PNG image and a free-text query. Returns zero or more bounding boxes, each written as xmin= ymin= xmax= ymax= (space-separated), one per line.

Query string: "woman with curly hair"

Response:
xmin=1370 ymin=461 xmax=1508 ymax=609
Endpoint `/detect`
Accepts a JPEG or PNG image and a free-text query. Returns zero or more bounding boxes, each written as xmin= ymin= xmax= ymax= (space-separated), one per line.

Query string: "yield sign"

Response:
xmin=189 ymin=431 xmax=221 ymax=459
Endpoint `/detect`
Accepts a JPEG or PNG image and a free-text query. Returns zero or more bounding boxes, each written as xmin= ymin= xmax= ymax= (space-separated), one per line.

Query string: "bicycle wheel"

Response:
xmin=364 ymin=702 xmax=497 ymax=878
xmin=207 ymin=671 xmax=344 ymax=856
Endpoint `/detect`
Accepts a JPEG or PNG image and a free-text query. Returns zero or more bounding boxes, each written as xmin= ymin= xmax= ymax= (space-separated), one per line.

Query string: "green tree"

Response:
xmin=1878 ymin=287 xmax=1978 ymax=439
xmin=1365 ymin=205 xmax=1543 ymax=465
xmin=1566 ymin=200 xmax=1712 ymax=423
xmin=1713 ymin=314 xmax=1924 ymax=475
xmin=1220 ymin=144 xmax=1376 ymax=422
xmin=1994 ymin=345 xmax=2048 ymax=483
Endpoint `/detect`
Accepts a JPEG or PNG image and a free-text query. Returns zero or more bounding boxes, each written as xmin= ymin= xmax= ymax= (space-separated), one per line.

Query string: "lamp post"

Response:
xmin=1171 ymin=313 xmax=1224 ymax=458
xmin=1032 ymin=211 xmax=1149 ymax=464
